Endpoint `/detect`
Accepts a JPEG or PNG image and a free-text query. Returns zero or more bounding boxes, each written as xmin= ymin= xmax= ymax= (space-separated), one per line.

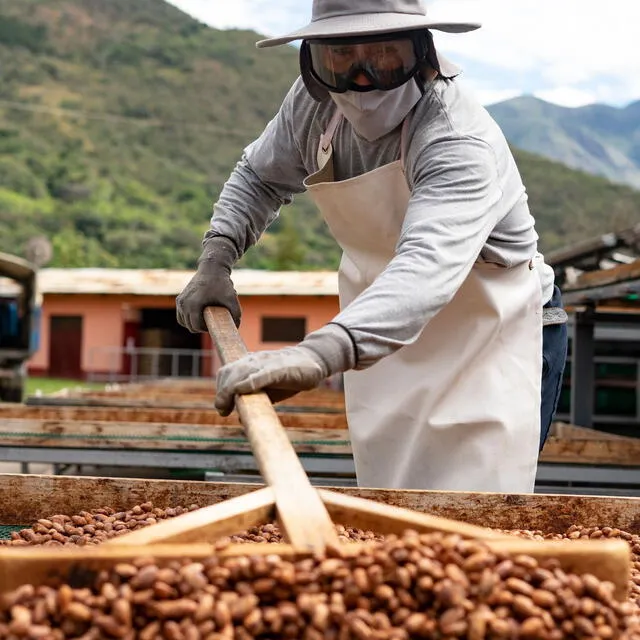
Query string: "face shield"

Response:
xmin=304 ymin=30 xmax=429 ymax=94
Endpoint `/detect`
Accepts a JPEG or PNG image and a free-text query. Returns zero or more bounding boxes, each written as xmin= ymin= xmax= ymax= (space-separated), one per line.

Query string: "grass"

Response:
xmin=24 ymin=377 xmax=106 ymax=396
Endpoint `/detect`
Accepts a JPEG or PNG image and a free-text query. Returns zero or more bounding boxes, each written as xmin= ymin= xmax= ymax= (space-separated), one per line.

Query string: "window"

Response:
xmin=261 ymin=317 xmax=307 ymax=343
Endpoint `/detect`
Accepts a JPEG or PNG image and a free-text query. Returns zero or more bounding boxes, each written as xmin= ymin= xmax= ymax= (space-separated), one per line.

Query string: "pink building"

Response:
xmin=30 ymin=269 xmax=339 ymax=380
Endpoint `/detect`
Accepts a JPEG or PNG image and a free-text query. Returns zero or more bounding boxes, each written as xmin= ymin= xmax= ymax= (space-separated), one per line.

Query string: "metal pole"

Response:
xmin=152 ymin=350 xmax=159 ymax=379
xmin=636 ymin=360 xmax=640 ymax=426
xmin=570 ymin=309 xmax=595 ymax=428
xmin=192 ymin=352 xmax=199 ymax=378
xmin=171 ymin=351 xmax=177 ymax=377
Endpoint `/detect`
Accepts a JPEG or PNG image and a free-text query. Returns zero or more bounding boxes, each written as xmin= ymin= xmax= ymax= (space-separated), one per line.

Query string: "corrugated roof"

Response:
xmin=36 ymin=268 xmax=339 ymax=297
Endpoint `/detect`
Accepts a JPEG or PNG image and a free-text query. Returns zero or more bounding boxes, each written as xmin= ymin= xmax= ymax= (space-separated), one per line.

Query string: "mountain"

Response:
xmin=0 ymin=0 xmax=638 ymax=271
xmin=0 ymin=0 xmax=337 ymax=269
xmin=487 ymin=96 xmax=640 ymax=189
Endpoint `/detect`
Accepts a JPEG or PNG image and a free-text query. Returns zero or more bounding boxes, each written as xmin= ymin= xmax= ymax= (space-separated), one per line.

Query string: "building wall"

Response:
xmin=29 ymin=293 xmax=340 ymax=377
xmin=30 ymin=295 xmax=124 ymax=375
xmin=240 ymin=296 xmax=338 ymax=351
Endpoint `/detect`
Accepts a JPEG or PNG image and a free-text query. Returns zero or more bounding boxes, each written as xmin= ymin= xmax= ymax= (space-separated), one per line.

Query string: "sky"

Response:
xmin=167 ymin=0 xmax=639 ymax=109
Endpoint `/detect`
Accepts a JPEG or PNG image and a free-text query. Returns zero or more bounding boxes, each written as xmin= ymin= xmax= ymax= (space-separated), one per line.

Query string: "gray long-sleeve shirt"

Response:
xmin=207 ymin=76 xmax=555 ymax=368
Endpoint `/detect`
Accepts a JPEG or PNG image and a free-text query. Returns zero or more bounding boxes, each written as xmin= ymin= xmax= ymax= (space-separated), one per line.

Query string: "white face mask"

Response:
xmin=329 ymin=79 xmax=423 ymax=142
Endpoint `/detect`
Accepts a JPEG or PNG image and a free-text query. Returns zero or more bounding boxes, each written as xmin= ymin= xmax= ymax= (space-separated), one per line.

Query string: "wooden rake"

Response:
xmin=0 ymin=308 xmax=631 ymax=600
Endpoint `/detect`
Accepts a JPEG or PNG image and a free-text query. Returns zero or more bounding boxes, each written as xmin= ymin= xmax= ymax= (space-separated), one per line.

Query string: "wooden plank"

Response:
xmin=541 ymin=439 xmax=640 ymax=466
xmin=491 ymin=539 xmax=629 ymax=600
xmin=0 ymin=420 xmax=351 ymax=454
xmin=0 ymin=404 xmax=347 ymax=429
xmin=540 ymin=423 xmax=640 ymax=466
xmin=2 ymin=415 xmax=638 ymax=465
xmin=320 ymin=490 xmax=631 ymax=599
xmin=103 ymin=487 xmax=275 ymax=546
xmin=40 ymin=383 xmax=344 ymax=411
xmin=320 ymin=489 xmax=507 ymax=540
xmin=26 ymin=395 xmax=346 ymax=412
xmin=22 ymin=395 xmax=253 ymax=410
xmin=71 ymin=388 xmax=345 ymax=405
xmin=564 ymin=259 xmax=640 ymax=291
xmin=0 ymin=543 xmax=303 ymax=593
xmin=319 ymin=488 xmax=629 ymax=598
xmin=52 ymin=379 xmax=331 ymax=394
xmin=0 ymin=533 xmax=630 ymax=601
xmin=204 ymin=306 xmax=339 ymax=553
xmin=550 ymin=423 xmax=628 ymax=441
xmin=2 ymin=474 xmax=640 ymax=534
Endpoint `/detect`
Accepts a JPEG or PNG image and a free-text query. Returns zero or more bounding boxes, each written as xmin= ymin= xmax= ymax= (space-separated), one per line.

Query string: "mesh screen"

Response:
xmin=0 ymin=525 xmax=26 ymax=539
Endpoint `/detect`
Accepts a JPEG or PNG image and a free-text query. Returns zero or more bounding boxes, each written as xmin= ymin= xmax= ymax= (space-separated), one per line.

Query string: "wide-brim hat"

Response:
xmin=256 ymin=0 xmax=480 ymax=48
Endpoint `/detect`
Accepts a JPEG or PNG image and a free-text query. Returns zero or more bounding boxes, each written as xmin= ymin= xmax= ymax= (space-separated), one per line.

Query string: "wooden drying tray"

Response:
xmin=0 ymin=420 xmax=640 ymax=467
xmin=4 ymin=474 xmax=640 ymax=535
xmin=26 ymin=385 xmax=345 ymax=412
xmin=0 ymin=485 xmax=630 ymax=599
xmin=0 ymin=419 xmax=638 ymax=467
xmin=23 ymin=395 xmax=345 ymax=413
xmin=0 ymin=404 xmax=347 ymax=430
xmin=47 ymin=378 xmax=343 ymax=402
xmin=540 ymin=423 xmax=640 ymax=467
xmin=0 ymin=420 xmax=351 ymax=456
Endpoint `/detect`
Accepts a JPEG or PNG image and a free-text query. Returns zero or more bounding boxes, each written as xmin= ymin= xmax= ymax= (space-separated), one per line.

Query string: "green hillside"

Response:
xmin=0 ymin=0 xmax=638 ymax=271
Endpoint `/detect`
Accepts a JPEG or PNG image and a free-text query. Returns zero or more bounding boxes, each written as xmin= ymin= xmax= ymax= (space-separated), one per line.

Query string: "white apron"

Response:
xmin=303 ymin=110 xmax=542 ymax=493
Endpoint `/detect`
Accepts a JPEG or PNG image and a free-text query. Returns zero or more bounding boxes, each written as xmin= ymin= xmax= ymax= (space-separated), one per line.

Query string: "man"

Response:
xmin=177 ymin=0 xmax=568 ymax=492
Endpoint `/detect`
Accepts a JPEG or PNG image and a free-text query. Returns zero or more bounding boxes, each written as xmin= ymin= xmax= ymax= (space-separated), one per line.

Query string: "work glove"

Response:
xmin=176 ymin=236 xmax=242 ymax=332
xmin=214 ymin=323 xmax=356 ymax=416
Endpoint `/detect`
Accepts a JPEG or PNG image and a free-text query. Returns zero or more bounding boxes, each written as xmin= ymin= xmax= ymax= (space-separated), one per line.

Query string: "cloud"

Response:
xmin=533 ymin=87 xmax=598 ymax=109
xmin=168 ymin=0 xmax=640 ymax=107
xmin=426 ymin=0 xmax=640 ymax=105
xmin=458 ymin=83 xmax=521 ymax=106
xmin=169 ymin=0 xmax=307 ymax=36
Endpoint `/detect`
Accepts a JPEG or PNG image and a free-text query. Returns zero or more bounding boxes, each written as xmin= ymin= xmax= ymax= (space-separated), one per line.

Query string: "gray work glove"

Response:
xmin=214 ymin=323 xmax=356 ymax=416
xmin=176 ymin=236 xmax=242 ymax=332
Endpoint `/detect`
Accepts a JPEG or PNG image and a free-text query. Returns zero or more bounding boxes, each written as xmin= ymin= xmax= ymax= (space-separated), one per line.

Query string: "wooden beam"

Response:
xmin=0 ymin=543 xmax=304 ymax=593
xmin=0 ymin=420 xmax=351 ymax=454
xmin=0 ymin=404 xmax=347 ymax=429
xmin=564 ymin=259 xmax=640 ymax=291
xmin=0 ymin=534 xmax=630 ymax=601
xmin=2 ymin=475 xmax=640 ymax=534
xmin=103 ymin=487 xmax=275 ymax=546
xmin=29 ymin=387 xmax=345 ymax=411
xmin=1 ymin=416 xmax=637 ymax=465
xmin=320 ymin=489 xmax=507 ymax=540
xmin=26 ymin=395 xmax=341 ymax=411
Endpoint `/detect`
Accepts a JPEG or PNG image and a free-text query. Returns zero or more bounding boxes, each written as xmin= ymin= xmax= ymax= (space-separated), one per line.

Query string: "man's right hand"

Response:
xmin=176 ymin=237 xmax=242 ymax=332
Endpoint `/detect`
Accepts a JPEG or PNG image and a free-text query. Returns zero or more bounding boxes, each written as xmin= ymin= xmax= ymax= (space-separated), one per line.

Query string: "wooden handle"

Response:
xmin=204 ymin=306 xmax=339 ymax=553
xmin=103 ymin=487 xmax=276 ymax=547
xmin=319 ymin=489 xmax=509 ymax=540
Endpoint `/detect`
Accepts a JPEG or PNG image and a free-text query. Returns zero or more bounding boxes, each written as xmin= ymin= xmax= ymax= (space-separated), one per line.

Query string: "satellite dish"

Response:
xmin=24 ymin=236 xmax=53 ymax=268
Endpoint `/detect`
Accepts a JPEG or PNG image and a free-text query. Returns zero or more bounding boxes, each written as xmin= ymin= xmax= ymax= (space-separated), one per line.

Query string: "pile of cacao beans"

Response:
xmin=2 ymin=502 xmax=640 ymax=639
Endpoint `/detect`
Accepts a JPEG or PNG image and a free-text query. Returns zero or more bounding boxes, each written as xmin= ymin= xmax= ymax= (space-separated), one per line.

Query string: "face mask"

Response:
xmin=329 ymin=79 xmax=422 ymax=142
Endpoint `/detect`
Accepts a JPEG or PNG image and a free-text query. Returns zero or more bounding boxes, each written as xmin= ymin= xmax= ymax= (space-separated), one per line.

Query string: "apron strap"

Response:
xmin=400 ymin=116 xmax=411 ymax=170
xmin=320 ymin=109 xmax=343 ymax=153
xmin=317 ymin=109 xmax=343 ymax=170
xmin=318 ymin=108 xmax=412 ymax=170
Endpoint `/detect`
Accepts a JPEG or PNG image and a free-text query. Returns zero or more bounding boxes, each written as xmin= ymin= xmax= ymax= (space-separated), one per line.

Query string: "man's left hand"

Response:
xmin=214 ymin=323 xmax=356 ymax=416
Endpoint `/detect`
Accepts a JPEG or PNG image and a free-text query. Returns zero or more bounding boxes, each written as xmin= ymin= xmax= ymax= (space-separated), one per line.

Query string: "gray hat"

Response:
xmin=256 ymin=0 xmax=480 ymax=48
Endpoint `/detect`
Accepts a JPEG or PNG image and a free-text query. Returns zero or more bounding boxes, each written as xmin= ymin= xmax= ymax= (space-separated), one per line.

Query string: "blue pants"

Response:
xmin=540 ymin=285 xmax=568 ymax=451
